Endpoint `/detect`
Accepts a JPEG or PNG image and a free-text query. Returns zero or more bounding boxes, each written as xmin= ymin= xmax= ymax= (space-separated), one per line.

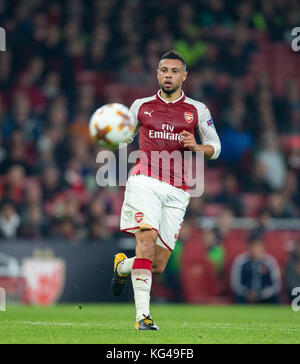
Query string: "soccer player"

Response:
xmin=111 ymin=50 xmax=221 ymax=330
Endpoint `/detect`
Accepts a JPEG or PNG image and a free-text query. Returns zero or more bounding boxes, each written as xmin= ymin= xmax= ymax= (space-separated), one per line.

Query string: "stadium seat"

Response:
xmin=203 ymin=203 xmax=224 ymax=217
xmin=181 ymin=256 xmax=221 ymax=303
xmin=180 ymin=239 xmax=221 ymax=303
xmin=263 ymin=230 xmax=292 ymax=268
xmin=241 ymin=193 xmax=266 ymax=217
xmin=223 ymin=230 xmax=248 ymax=296
xmin=151 ymin=274 xmax=173 ymax=302
xmin=204 ymin=168 xmax=223 ymax=196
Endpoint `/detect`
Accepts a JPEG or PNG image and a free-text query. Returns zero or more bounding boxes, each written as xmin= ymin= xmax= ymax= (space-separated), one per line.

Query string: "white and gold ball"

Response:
xmin=89 ymin=103 xmax=135 ymax=148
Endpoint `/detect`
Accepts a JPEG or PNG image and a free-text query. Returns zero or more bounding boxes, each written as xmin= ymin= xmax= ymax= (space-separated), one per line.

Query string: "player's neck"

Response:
xmin=159 ymin=89 xmax=183 ymax=103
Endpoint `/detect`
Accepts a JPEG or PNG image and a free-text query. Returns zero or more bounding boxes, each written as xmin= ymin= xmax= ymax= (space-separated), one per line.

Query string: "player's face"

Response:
xmin=157 ymin=59 xmax=187 ymax=95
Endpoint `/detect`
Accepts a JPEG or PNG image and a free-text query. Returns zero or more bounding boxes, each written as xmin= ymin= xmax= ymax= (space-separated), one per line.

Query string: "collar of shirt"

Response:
xmin=156 ymin=90 xmax=185 ymax=104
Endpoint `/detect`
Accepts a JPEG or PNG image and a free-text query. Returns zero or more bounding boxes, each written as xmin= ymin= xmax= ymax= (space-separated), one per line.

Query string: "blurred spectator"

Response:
xmin=223 ymin=23 xmax=256 ymax=76
xmin=186 ymin=197 xmax=203 ymax=218
xmin=0 ymin=200 xmax=21 ymax=239
xmin=214 ymin=207 xmax=235 ymax=241
xmin=284 ymin=240 xmax=300 ymax=303
xmin=41 ymin=165 xmax=64 ymax=204
xmin=119 ymin=56 xmax=150 ymax=85
xmin=75 ymin=83 xmax=96 ymax=115
xmin=241 ymin=160 xmax=272 ymax=194
xmin=63 ymin=157 xmax=86 ymax=193
xmin=282 ymin=170 xmax=300 ymax=215
xmin=249 ymin=209 xmax=272 ymax=239
xmin=256 ymin=132 xmax=287 ymax=191
xmin=266 ymin=192 xmax=297 ymax=219
xmin=175 ymin=3 xmax=206 ymax=67
xmin=86 ymin=217 xmax=112 ymax=242
xmin=202 ymin=228 xmax=224 ymax=275
xmin=230 ymin=235 xmax=281 ymax=304
xmin=214 ymin=173 xmax=244 ymax=216
xmin=18 ymin=203 xmax=46 ymax=239
xmin=0 ymin=165 xmax=26 ymax=205
xmin=0 ymin=131 xmax=34 ymax=175
xmin=219 ymin=99 xmax=253 ymax=166
xmin=42 ymin=71 xmax=62 ymax=101
xmin=46 ymin=96 xmax=69 ymax=130
xmin=198 ymin=67 xmax=218 ymax=99
xmin=85 ymin=41 xmax=111 ymax=71
xmin=52 ymin=216 xmax=79 ymax=243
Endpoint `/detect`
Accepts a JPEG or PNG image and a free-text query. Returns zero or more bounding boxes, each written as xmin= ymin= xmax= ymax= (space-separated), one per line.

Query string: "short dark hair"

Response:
xmin=247 ymin=233 xmax=264 ymax=246
xmin=159 ymin=50 xmax=187 ymax=71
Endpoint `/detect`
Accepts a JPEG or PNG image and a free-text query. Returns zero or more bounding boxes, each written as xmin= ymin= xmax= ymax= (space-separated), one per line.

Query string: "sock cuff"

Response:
xmin=132 ymin=258 xmax=152 ymax=270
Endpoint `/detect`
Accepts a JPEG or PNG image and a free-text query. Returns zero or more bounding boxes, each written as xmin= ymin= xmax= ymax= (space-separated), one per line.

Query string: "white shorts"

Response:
xmin=120 ymin=175 xmax=190 ymax=251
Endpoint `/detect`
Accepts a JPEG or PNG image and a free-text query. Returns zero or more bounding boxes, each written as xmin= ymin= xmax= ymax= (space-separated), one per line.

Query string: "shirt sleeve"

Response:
xmin=125 ymin=100 xmax=141 ymax=144
xmin=259 ymin=256 xmax=282 ymax=300
xmin=196 ymin=104 xmax=221 ymax=160
xmin=230 ymin=253 xmax=249 ymax=296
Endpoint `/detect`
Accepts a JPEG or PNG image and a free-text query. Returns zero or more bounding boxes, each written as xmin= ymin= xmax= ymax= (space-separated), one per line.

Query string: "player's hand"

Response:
xmin=179 ymin=130 xmax=198 ymax=152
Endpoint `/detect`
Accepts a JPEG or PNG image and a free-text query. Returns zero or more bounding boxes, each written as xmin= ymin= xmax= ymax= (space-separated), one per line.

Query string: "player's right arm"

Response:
xmin=125 ymin=100 xmax=141 ymax=144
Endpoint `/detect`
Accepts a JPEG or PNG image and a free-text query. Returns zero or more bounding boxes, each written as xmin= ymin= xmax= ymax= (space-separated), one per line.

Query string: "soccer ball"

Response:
xmin=89 ymin=103 xmax=135 ymax=148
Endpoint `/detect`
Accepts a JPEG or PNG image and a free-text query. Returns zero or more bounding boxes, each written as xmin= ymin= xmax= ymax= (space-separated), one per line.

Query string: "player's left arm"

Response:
xmin=179 ymin=105 xmax=221 ymax=160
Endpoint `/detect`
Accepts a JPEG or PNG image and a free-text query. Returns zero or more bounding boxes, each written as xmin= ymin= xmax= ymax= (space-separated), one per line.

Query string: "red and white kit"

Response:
xmin=120 ymin=90 xmax=221 ymax=251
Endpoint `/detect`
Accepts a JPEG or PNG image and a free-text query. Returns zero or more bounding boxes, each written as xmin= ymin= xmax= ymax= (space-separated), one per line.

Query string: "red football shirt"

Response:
xmin=129 ymin=90 xmax=221 ymax=191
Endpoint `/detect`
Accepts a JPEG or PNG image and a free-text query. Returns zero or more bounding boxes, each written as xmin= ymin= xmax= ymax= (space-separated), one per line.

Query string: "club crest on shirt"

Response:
xmin=135 ymin=212 xmax=144 ymax=223
xmin=184 ymin=112 xmax=194 ymax=123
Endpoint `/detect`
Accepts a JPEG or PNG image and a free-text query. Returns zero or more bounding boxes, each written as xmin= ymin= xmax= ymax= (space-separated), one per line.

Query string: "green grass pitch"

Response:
xmin=0 ymin=303 xmax=300 ymax=344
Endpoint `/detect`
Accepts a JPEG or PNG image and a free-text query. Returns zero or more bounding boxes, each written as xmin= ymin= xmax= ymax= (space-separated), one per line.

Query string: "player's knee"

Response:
xmin=136 ymin=230 xmax=156 ymax=245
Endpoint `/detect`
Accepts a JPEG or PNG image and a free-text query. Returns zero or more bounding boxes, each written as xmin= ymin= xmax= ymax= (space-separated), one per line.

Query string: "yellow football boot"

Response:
xmin=111 ymin=253 xmax=129 ymax=296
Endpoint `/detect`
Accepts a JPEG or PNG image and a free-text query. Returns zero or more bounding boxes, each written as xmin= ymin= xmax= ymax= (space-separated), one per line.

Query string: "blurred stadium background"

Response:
xmin=0 ymin=0 xmax=300 ymax=307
